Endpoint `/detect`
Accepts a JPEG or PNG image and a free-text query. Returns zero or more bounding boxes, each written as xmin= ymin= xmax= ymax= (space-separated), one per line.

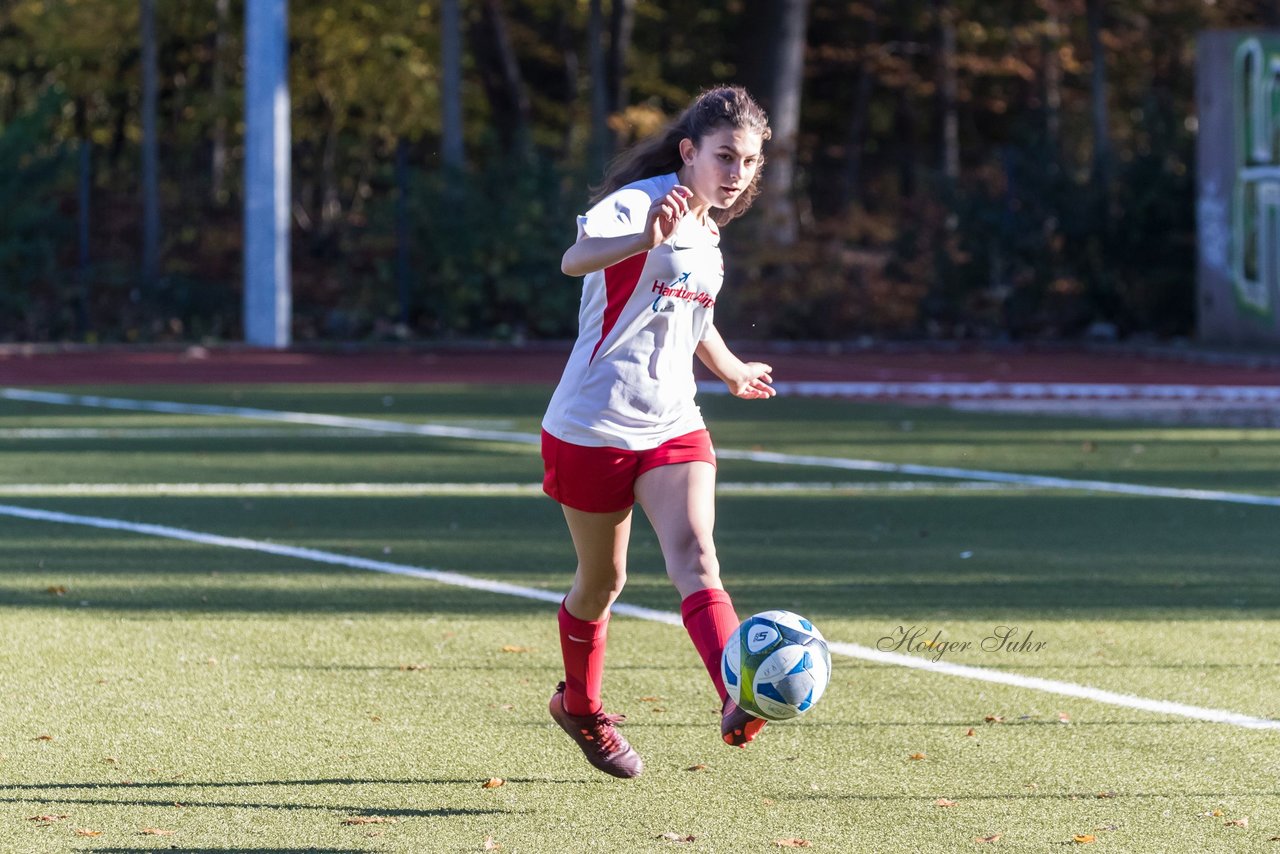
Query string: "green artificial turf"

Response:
xmin=1 ymin=384 xmax=1278 ymax=852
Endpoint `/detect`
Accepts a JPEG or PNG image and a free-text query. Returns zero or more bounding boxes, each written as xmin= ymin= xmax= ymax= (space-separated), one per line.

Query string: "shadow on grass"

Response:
xmin=84 ymin=850 xmax=371 ymax=854
xmin=0 ymin=795 xmax=512 ymax=817
xmin=4 ymin=491 xmax=1280 ymax=618
xmin=1 ymin=777 xmax=580 ymax=791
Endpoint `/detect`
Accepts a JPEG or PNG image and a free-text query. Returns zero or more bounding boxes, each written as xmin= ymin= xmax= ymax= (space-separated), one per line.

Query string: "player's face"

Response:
xmin=683 ymin=126 xmax=763 ymax=210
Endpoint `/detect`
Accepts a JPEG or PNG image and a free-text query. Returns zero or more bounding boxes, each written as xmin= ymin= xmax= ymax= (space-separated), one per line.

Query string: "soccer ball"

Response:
xmin=721 ymin=610 xmax=831 ymax=721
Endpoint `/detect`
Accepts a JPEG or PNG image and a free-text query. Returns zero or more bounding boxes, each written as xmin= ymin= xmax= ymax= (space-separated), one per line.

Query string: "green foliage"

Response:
xmin=0 ymin=90 xmax=71 ymax=339
xmin=0 ymin=0 xmax=1265 ymax=341
xmin=406 ymin=153 xmax=586 ymax=339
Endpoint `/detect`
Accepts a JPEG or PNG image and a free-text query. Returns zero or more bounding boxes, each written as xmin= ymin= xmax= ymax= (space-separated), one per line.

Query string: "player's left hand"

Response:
xmin=728 ymin=362 xmax=775 ymax=400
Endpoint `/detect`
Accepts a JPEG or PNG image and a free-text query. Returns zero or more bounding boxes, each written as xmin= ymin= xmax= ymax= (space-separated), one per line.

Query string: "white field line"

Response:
xmin=696 ymin=379 xmax=1280 ymax=402
xmin=0 ymin=427 xmax=390 ymax=440
xmin=0 ymin=481 xmax=1023 ymax=497
xmin=1 ymin=500 xmax=1277 ymax=731
xmin=4 ymin=387 xmax=1279 ymax=508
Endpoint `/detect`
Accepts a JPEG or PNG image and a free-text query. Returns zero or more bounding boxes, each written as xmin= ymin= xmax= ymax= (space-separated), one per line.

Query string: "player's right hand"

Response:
xmin=643 ymin=185 xmax=692 ymax=248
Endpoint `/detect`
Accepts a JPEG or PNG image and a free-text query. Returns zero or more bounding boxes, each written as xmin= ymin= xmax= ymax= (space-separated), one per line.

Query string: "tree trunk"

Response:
xmin=609 ymin=0 xmax=636 ymax=122
xmin=468 ymin=0 xmax=532 ymax=157
xmin=1042 ymin=0 xmax=1062 ymax=153
xmin=755 ymin=0 xmax=809 ymax=246
xmin=440 ymin=0 xmax=465 ymax=172
xmin=211 ymin=0 xmax=229 ymax=205
xmin=587 ymin=0 xmax=609 ymax=174
xmin=1086 ymin=0 xmax=1112 ymax=209
xmin=841 ymin=0 xmax=881 ymax=214
xmin=935 ymin=0 xmax=959 ymax=185
xmin=140 ymin=0 xmax=160 ymax=289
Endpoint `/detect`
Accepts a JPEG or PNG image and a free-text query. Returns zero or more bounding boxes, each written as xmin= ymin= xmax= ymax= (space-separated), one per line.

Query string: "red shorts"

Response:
xmin=541 ymin=429 xmax=716 ymax=513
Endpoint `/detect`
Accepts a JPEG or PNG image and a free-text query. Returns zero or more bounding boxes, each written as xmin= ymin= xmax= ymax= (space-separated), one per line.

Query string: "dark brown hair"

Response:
xmin=591 ymin=85 xmax=771 ymax=226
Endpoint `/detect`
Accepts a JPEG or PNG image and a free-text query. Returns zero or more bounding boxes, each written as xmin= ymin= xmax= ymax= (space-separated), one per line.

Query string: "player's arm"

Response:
xmin=696 ymin=325 xmax=775 ymax=400
xmin=561 ymin=185 xmax=694 ymax=277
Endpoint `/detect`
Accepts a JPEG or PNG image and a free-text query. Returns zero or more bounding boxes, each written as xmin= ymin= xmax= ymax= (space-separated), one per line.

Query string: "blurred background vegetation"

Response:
xmin=0 ymin=0 xmax=1271 ymax=344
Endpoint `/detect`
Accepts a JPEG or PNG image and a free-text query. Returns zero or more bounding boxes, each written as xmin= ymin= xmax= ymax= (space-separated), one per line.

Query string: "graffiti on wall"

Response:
xmin=1232 ymin=36 xmax=1280 ymax=319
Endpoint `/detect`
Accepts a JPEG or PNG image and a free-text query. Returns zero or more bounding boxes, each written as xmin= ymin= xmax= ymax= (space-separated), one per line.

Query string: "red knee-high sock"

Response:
xmin=680 ymin=588 xmax=740 ymax=703
xmin=558 ymin=601 xmax=609 ymax=716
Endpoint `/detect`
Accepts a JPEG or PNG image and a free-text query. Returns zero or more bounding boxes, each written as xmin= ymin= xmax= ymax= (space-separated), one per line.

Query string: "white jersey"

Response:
xmin=543 ymin=173 xmax=724 ymax=450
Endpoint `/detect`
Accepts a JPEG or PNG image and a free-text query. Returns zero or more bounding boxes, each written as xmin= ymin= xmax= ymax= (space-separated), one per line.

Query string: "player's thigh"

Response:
xmin=561 ymin=504 xmax=633 ymax=581
xmin=634 ymin=460 xmax=718 ymax=573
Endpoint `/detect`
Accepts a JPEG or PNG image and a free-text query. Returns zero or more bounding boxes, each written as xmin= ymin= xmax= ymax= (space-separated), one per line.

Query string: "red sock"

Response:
xmin=558 ymin=602 xmax=609 ymax=716
xmin=680 ymin=588 xmax=740 ymax=703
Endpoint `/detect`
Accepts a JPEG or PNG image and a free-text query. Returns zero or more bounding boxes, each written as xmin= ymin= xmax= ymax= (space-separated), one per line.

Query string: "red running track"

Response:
xmin=1 ymin=344 xmax=1280 ymax=388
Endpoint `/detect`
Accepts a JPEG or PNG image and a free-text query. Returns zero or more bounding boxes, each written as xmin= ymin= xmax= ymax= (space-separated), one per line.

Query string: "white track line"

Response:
xmin=697 ymin=379 xmax=1280 ymax=402
xmin=4 ymin=387 xmax=1279 ymax=508
xmin=1 ymin=500 xmax=1276 ymax=731
xmin=0 ymin=481 xmax=1022 ymax=497
xmin=0 ymin=427 xmax=402 ymax=439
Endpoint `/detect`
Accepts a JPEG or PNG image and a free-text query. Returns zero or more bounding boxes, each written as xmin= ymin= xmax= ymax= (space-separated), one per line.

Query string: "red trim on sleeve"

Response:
xmin=589 ymin=251 xmax=649 ymax=363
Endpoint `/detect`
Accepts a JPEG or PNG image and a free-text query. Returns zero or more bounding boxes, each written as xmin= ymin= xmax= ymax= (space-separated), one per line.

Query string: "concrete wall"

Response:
xmin=1197 ymin=31 xmax=1280 ymax=346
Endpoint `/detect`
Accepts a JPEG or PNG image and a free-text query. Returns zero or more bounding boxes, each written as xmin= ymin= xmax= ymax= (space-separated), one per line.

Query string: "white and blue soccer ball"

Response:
xmin=721 ymin=610 xmax=831 ymax=721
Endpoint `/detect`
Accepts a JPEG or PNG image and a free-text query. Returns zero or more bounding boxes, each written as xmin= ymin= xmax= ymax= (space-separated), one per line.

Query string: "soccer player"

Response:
xmin=542 ymin=86 xmax=776 ymax=778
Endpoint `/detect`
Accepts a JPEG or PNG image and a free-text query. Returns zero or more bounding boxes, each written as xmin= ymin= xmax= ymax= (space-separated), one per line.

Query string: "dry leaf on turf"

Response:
xmin=1073 ymin=834 xmax=1096 ymax=844
xmin=46 ymin=586 xmax=68 ymax=595
xmin=686 ymin=764 xmax=708 ymax=772
xmin=32 ymin=734 xmax=53 ymax=741
xmin=140 ymin=828 xmax=175 ymax=836
xmin=975 ymin=834 xmax=1003 ymax=844
xmin=657 ymin=832 xmax=696 ymax=843
xmin=483 ymin=836 xmax=502 ymax=850
xmin=482 ymin=778 xmax=505 ymax=789
xmin=500 ymin=645 xmax=532 ymax=653
xmin=74 ymin=829 xmax=103 ymax=837
xmin=342 ymin=816 xmax=397 ymax=825
xmin=909 ymin=752 xmax=927 ymax=760
xmin=935 ymin=798 xmax=958 ymax=807
xmin=1096 ymin=791 xmax=1117 ymax=799
xmin=965 ymin=728 xmax=977 ymax=737
xmin=984 ymin=715 xmax=1005 ymax=723
xmin=28 ymin=814 xmax=69 ymax=822
xmin=399 ymin=663 xmax=429 ymax=671
xmin=775 ymin=840 xmax=812 ymax=848
xmin=1226 ymin=817 xmax=1249 ymax=828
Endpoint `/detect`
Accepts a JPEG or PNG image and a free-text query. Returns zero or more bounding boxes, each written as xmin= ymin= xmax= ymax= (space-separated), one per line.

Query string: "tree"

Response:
xmin=744 ymin=0 xmax=810 ymax=246
xmin=140 ymin=0 xmax=160 ymax=289
xmin=441 ymin=0 xmax=465 ymax=172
